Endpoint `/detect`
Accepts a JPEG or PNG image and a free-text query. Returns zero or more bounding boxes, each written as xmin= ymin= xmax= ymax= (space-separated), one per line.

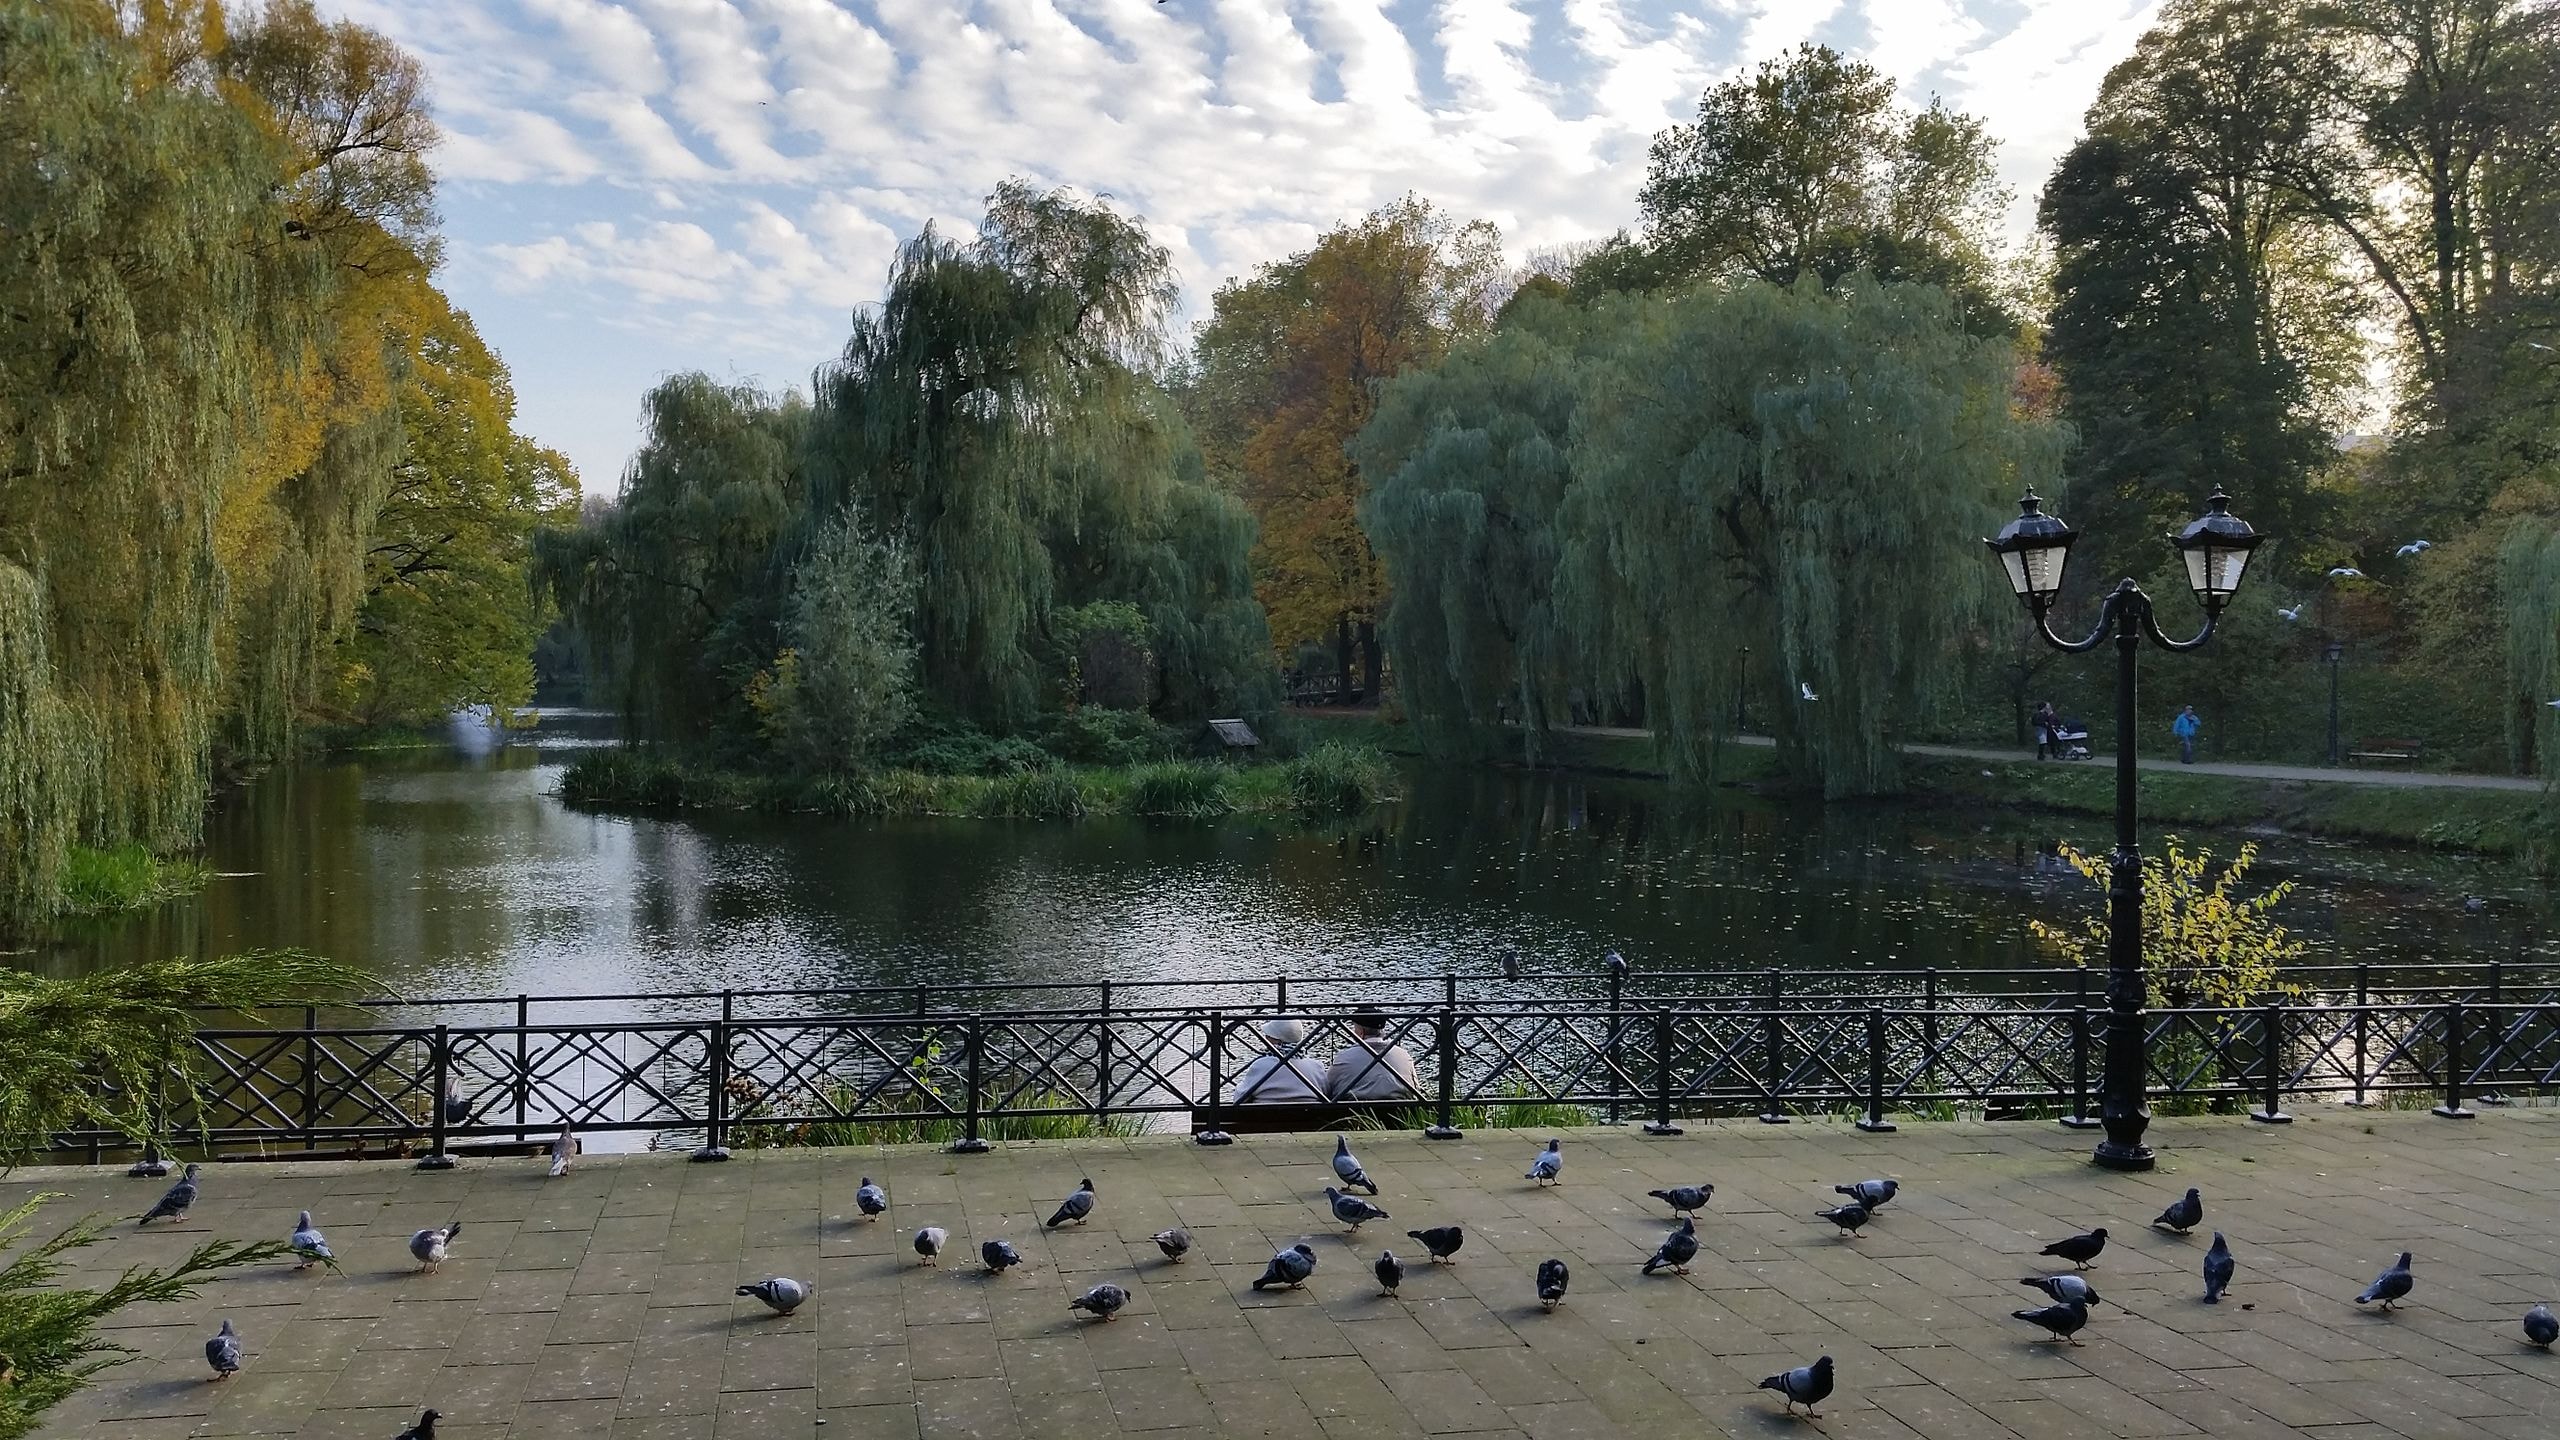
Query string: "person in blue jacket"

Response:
xmin=2172 ymin=705 xmax=2201 ymax=764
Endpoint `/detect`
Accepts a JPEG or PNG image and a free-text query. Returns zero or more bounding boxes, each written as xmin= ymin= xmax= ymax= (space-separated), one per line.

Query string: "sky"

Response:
xmin=328 ymin=0 xmax=2167 ymax=494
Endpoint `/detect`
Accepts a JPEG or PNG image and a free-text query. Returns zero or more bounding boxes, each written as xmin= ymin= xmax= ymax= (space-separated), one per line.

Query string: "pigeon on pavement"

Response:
xmin=2356 ymin=1251 xmax=2414 ymax=1310
xmin=1152 ymin=1227 xmax=1192 ymax=1262
xmin=1535 ymin=1258 xmax=1570 ymax=1310
xmin=289 ymin=1210 xmax=337 ymax=1272
xmin=1525 ymin=1139 xmax=1563 ymax=1185
xmin=1642 ymin=1217 xmax=1699 ymax=1276
xmin=205 ymin=1318 xmax=242 ymax=1380
xmin=1375 ymin=1250 xmax=1405 ymax=1297
xmin=2526 ymin=1303 xmax=2558 ymax=1348
xmin=1408 ymin=1226 xmax=1464 ymax=1263
xmin=1326 ymin=1187 xmax=1389 ymax=1230
xmin=1047 ymin=1177 xmax=1096 ymax=1228
xmin=2021 ymin=1274 xmax=2102 ymax=1307
xmin=2039 ymin=1228 xmax=2107 ymax=1269
xmin=139 ymin=1163 xmax=201 ymax=1225
xmin=913 ymin=1226 xmax=947 ymax=1264
xmin=2203 ymin=1233 xmax=2235 ymax=1303
xmin=392 ymin=1409 xmax=440 ymax=1440
xmin=1814 ymin=1200 xmax=1869 ymax=1237
xmin=1836 ymin=1179 xmax=1898 ymax=1211
xmin=2152 ymin=1188 xmax=2203 ymax=1234
xmin=1758 ymin=1356 xmax=1833 ymax=1418
xmin=440 ymin=1076 xmax=470 ymax=1125
xmin=981 ymin=1239 xmax=1023 ymax=1274
xmin=2013 ymin=1299 xmax=2091 ymax=1344
xmin=1332 ymin=1137 xmax=1379 ymax=1196
xmin=1252 ymin=1243 xmax=1318 ymax=1291
xmin=1646 ymin=1184 xmax=1713 ymax=1216
xmin=408 ymin=1221 xmax=460 ymax=1272
xmin=1068 ymin=1283 xmax=1130 ymax=1321
xmin=855 ymin=1177 xmax=888 ymax=1220
xmin=736 ymin=1277 xmax=810 ymax=1315
xmin=547 ymin=1127 xmax=575 ymax=1178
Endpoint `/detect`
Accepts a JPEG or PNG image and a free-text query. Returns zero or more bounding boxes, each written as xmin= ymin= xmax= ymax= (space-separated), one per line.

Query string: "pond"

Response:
xmin=21 ymin=709 xmax=2553 ymax=1007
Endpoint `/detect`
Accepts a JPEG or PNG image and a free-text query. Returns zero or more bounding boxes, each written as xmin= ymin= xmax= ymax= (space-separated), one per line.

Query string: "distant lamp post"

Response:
xmin=1986 ymin=487 xmax=2264 ymax=1171
xmin=2323 ymin=638 xmax=2346 ymax=766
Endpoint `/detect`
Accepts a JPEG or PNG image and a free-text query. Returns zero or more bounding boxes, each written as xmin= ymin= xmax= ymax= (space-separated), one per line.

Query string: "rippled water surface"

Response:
xmin=27 ymin=710 xmax=2553 ymax=1005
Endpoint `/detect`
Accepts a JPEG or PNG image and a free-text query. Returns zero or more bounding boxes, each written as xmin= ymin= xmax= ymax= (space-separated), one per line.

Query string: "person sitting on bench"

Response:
xmin=1228 ymin=1017 xmax=1328 ymax=1104
xmin=1323 ymin=1007 xmax=1420 ymax=1101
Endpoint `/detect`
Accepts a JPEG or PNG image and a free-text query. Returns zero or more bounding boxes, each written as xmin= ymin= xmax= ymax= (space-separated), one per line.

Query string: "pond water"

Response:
xmin=20 ymin=710 xmax=2553 ymax=1006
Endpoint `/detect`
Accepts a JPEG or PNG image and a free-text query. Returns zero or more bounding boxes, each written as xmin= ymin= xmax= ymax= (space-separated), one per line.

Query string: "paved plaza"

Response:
xmin=18 ymin=1110 xmax=2560 ymax=1439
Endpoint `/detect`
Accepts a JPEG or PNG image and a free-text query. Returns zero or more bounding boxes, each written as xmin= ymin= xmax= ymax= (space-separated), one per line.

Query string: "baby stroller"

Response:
xmin=2043 ymin=715 xmax=2092 ymax=761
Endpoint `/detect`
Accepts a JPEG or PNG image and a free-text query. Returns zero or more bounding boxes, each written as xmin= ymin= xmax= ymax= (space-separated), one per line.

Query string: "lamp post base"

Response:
xmin=2091 ymin=1140 xmax=2154 ymax=1172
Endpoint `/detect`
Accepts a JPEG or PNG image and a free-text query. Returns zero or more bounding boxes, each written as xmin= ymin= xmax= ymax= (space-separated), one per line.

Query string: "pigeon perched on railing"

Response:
xmin=139 ymin=1164 xmax=200 ymax=1225
xmin=1068 ymin=1283 xmax=1129 ymax=1322
xmin=1252 ymin=1244 xmax=1316 ymax=1291
xmin=1642 ymin=1218 xmax=1698 ymax=1276
xmin=981 ymin=1239 xmax=1023 ymax=1274
xmin=1407 ymin=1225 xmax=1463 ymax=1263
xmin=409 ymin=1221 xmax=460 ymax=1272
xmin=1152 ymin=1227 xmax=1192 ymax=1262
xmin=1331 ymin=1137 xmax=1378 ymax=1196
xmin=2038 ymin=1228 xmax=2107 ymax=1269
xmin=913 ymin=1227 xmax=947 ymax=1264
xmin=1524 ymin=1139 xmax=1562 ymax=1185
xmin=2021 ymin=1274 xmax=2101 ymax=1308
xmin=1047 ymin=1177 xmax=1096 ymax=1228
xmin=289 ymin=1211 xmax=338 ymax=1273
xmin=1758 ymin=1356 xmax=1833 ymax=1418
xmin=1535 ymin=1258 xmax=1570 ymax=1310
xmin=204 ymin=1318 xmax=241 ymax=1380
xmin=1375 ymin=1250 xmax=1405 ymax=1297
xmin=1813 ymin=1200 xmax=1868 ymax=1237
xmin=2013 ymin=1299 xmax=2090 ymax=1344
xmin=736 ymin=1277 xmax=810 ymax=1315
xmin=2152 ymin=1187 xmax=2203 ymax=1234
xmin=1326 ymin=1187 xmax=1389 ymax=1231
xmin=1835 ymin=1178 xmax=1897 ymax=1212
xmin=2203 ymin=1233 xmax=2235 ymax=1303
xmin=1646 ymin=1184 xmax=1713 ymax=1216
xmin=2356 ymin=1251 xmax=2413 ymax=1310
xmin=855 ymin=1177 xmax=888 ymax=1220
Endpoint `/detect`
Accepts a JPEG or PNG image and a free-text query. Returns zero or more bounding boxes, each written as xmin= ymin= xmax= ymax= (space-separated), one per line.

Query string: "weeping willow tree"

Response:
xmin=2502 ymin=519 xmax=2560 ymax=783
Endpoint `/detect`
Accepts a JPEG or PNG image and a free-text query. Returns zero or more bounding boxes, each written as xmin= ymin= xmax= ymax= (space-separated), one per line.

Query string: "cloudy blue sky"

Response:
xmin=331 ymin=0 xmax=2166 ymax=491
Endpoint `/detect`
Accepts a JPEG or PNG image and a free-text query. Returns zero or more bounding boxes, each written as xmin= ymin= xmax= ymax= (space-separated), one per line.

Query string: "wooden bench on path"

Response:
xmin=2347 ymin=737 xmax=2426 ymax=765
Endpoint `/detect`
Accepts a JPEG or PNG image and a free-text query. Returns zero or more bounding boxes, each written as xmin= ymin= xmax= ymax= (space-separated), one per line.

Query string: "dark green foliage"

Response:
xmin=968 ymin=769 xmax=1090 ymax=820
xmin=1282 ymin=743 xmax=1400 ymax=817
xmin=1033 ymin=708 xmax=1175 ymax=767
xmin=1126 ymin=761 xmax=1233 ymax=817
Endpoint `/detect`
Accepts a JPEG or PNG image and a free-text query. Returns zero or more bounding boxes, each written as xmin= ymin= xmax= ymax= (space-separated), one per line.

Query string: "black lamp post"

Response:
xmin=2323 ymin=638 xmax=2346 ymax=766
xmin=1986 ymin=487 xmax=2264 ymax=1171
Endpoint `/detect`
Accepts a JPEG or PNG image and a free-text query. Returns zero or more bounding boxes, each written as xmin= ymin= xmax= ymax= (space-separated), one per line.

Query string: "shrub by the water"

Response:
xmin=1127 ymin=760 xmax=1233 ymax=817
xmin=1035 ymin=707 xmax=1175 ymax=766
xmin=970 ymin=769 xmax=1091 ymax=819
xmin=54 ymin=844 xmax=208 ymax=918
xmin=1283 ymin=742 xmax=1398 ymax=816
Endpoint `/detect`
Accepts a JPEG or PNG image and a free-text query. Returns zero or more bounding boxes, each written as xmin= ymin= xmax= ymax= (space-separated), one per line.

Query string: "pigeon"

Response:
xmin=1327 ymin=1187 xmax=1390 ymax=1230
xmin=2548 ymin=699 xmax=2560 ymax=709
xmin=128 ymin=1149 xmax=173 ymax=1179
xmin=2013 ymin=1298 xmax=2090 ymax=1344
xmin=1642 ymin=1217 xmax=1699 ymax=1276
xmin=2464 ymin=894 xmax=2488 ymax=913
xmin=2328 ymin=566 xmax=2365 ymax=579
xmin=1646 ymin=1184 xmax=1713 ymax=1216
xmin=2020 ymin=1274 xmax=2102 ymax=1307
xmin=139 ymin=1163 xmax=201 ymax=1225
xmin=1501 ymin=949 xmax=1520 ymax=980
xmin=547 ymin=1127 xmax=575 ymax=1178
xmin=440 ymin=1076 xmax=470 ymax=1126
xmin=1407 ymin=1226 xmax=1464 ymax=1263
xmin=1536 ymin=1258 xmax=1570 ymax=1310
xmin=1047 ymin=1177 xmax=1096 ymax=1228
xmin=1835 ymin=1179 xmax=1898 ymax=1212
xmin=2276 ymin=604 xmax=2304 ymax=622
xmin=1758 ymin=1355 xmax=1833 ymax=1418
xmin=913 ymin=1226 xmax=947 ymax=1264
xmin=1375 ymin=1249 xmax=1405 ymax=1297
xmin=1252 ymin=1243 xmax=1317 ymax=1291
xmin=2039 ymin=1228 xmax=2107 ymax=1269
xmin=2397 ymin=539 xmax=2433 ymax=556
xmin=736 ymin=1277 xmax=810 ymax=1315
xmin=204 ymin=1318 xmax=241 ymax=1380
xmin=1524 ymin=1139 xmax=1562 ymax=1185
xmin=1331 ymin=1137 xmax=1379 ymax=1195
xmin=2355 ymin=1251 xmax=2413 ymax=1310
xmin=981 ymin=1239 xmax=1023 ymax=1274
xmin=408 ymin=1220 xmax=460 ymax=1271
xmin=1814 ymin=1200 xmax=1869 ymax=1236
xmin=1068 ymin=1282 xmax=1130 ymax=1322
xmin=1152 ymin=1227 xmax=1192 ymax=1262
xmin=392 ymin=1409 xmax=440 ymax=1440
xmin=2526 ymin=1303 xmax=2558 ymax=1348
xmin=2203 ymin=1232 xmax=2235 ymax=1303
xmin=289 ymin=1210 xmax=337 ymax=1272
xmin=855 ymin=1177 xmax=888 ymax=1220
xmin=2153 ymin=1188 xmax=2203 ymax=1234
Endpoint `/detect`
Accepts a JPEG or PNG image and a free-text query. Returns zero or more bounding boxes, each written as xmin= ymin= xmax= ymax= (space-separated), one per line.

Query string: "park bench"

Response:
xmin=1188 ymin=1100 xmax=1417 ymax=1136
xmin=2346 ymin=737 xmax=2426 ymax=765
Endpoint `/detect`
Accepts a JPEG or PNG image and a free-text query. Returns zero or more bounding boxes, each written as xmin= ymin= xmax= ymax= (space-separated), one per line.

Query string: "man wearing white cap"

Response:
xmin=1227 ymin=1017 xmax=1329 ymax=1104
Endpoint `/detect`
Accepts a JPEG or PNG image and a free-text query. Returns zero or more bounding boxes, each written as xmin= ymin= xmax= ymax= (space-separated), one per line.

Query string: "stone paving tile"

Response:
xmin=16 ymin=1110 xmax=2560 ymax=1438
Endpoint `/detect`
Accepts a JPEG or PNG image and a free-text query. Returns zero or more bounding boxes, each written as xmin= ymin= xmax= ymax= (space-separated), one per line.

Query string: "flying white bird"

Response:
xmin=1799 ymin=682 xmax=1817 ymax=702
xmin=2276 ymin=605 xmax=2303 ymax=622
xmin=2546 ymin=699 xmax=2560 ymax=709
xmin=2396 ymin=540 xmax=2433 ymax=557
xmin=2328 ymin=567 xmax=2365 ymax=579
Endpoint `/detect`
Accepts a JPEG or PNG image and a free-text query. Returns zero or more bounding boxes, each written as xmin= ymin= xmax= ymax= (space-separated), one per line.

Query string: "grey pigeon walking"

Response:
xmin=1152 ymin=1227 xmax=1192 ymax=1262
xmin=1068 ymin=1282 xmax=1130 ymax=1321
xmin=1647 ymin=1184 xmax=1713 ymax=1216
xmin=2526 ymin=1303 xmax=2558 ymax=1348
xmin=981 ymin=1239 xmax=1023 ymax=1274
xmin=2013 ymin=1299 xmax=2090 ymax=1344
xmin=1836 ymin=1178 xmax=1898 ymax=1212
xmin=2021 ymin=1274 xmax=2102 ymax=1307
xmin=1525 ymin=1139 xmax=1563 ymax=1185
xmin=547 ymin=1127 xmax=575 ymax=1178
xmin=1326 ymin=1186 xmax=1389 ymax=1230
xmin=855 ymin=1177 xmax=888 ymax=1220
xmin=139 ymin=1163 xmax=200 ymax=1225
xmin=1814 ymin=1200 xmax=1869 ymax=1237
xmin=204 ymin=1318 xmax=241 ymax=1380
xmin=1252 ymin=1243 xmax=1317 ymax=1291
xmin=1375 ymin=1249 xmax=1405 ymax=1296
xmin=736 ymin=1276 xmax=810 ymax=1315
xmin=1758 ymin=1356 xmax=1833 ymax=1419
xmin=1407 ymin=1225 xmax=1463 ymax=1263
xmin=1332 ymin=1136 xmax=1378 ymax=1195
xmin=1535 ymin=1257 xmax=1569 ymax=1310
xmin=2203 ymin=1232 xmax=2234 ymax=1303
xmin=2039 ymin=1228 xmax=2107 ymax=1269
xmin=2152 ymin=1187 xmax=2203 ymax=1234
xmin=2355 ymin=1251 xmax=2413 ymax=1310
xmin=392 ymin=1410 xmax=439 ymax=1440
xmin=440 ymin=1075 xmax=470 ymax=1126
xmin=913 ymin=1226 xmax=947 ymax=1264
xmin=409 ymin=1220 xmax=460 ymax=1271
xmin=1642 ymin=1217 xmax=1699 ymax=1276
xmin=1047 ymin=1177 xmax=1096 ymax=1228
xmin=289 ymin=1210 xmax=337 ymax=1272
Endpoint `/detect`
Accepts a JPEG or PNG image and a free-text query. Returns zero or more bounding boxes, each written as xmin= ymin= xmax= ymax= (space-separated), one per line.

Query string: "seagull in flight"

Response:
xmin=2275 ymin=604 xmax=2302 ymax=622
xmin=1799 ymin=681 xmax=1817 ymax=701
xmin=2396 ymin=540 xmax=2433 ymax=557
xmin=2328 ymin=567 xmax=2365 ymax=579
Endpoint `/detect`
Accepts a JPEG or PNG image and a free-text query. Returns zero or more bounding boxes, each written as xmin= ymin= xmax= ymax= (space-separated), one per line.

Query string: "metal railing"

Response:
xmin=56 ymin=966 xmax=2560 ymax=1161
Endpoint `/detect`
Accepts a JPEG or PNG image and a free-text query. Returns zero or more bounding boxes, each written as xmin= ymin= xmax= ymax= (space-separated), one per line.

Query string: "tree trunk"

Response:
xmin=1334 ymin=614 xmax=1356 ymax=704
xmin=1357 ymin=620 xmax=1382 ymax=709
